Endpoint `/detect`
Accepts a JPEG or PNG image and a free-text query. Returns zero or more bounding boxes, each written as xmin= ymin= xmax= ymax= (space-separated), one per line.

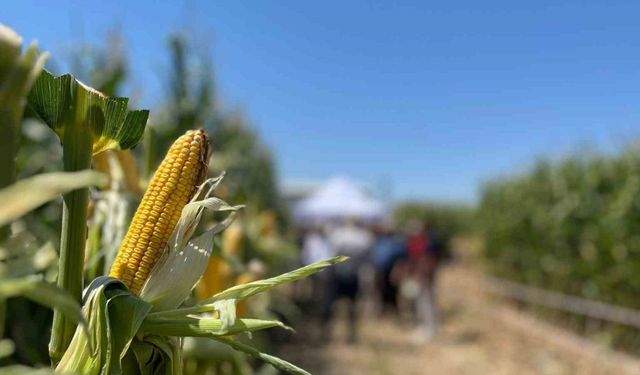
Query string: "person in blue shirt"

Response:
xmin=371 ymin=222 xmax=407 ymax=316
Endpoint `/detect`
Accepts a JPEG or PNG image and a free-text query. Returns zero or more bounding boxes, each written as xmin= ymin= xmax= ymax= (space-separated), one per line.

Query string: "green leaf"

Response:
xmin=56 ymin=277 xmax=152 ymax=375
xmin=214 ymin=336 xmax=311 ymax=375
xmin=0 ymin=24 xmax=21 ymax=78
xmin=129 ymin=336 xmax=179 ymax=375
xmin=151 ymin=256 xmax=347 ymax=318
xmin=0 ymin=24 xmax=48 ymax=113
xmin=105 ymin=290 xmax=154 ymax=374
xmin=0 ymin=276 xmax=85 ymax=330
xmin=0 ymin=170 xmax=107 ymax=226
xmin=27 ymin=70 xmax=149 ymax=155
xmin=209 ymin=256 xmax=346 ymax=302
xmin=139 ymin=317 xmax=287 ymax=337
xmin=0 ymin=24 xmax=48 ymax=239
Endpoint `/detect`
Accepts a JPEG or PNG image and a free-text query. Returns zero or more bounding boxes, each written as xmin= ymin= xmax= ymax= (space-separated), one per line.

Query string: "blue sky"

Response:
xmin=5 ymin=1 xmax=640 ymax=203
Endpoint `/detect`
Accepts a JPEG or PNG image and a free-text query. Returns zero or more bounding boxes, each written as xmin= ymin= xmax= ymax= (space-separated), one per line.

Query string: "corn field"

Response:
xmin=0 ymin=23 xmax=341 ymax=375
xmin=479 ymin=147 xmax=640 ymax=352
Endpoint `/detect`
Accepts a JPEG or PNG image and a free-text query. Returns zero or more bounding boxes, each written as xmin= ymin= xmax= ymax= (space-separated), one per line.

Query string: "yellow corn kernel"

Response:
xmin=109 ymin=129 xmax=211 ymax=295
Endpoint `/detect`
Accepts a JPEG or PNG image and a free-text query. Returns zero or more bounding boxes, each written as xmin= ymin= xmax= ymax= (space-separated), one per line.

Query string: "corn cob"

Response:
xmin=109 ymin=129 xmax=211 ymax=295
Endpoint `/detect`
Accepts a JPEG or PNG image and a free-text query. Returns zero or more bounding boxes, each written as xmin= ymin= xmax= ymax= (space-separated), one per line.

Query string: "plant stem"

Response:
xmin=49 ymin=121 xmax=92 ymax=365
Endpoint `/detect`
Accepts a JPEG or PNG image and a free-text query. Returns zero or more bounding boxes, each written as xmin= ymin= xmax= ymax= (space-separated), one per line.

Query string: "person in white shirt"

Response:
xmin=301 ymin=227 xmax=331 ymax=266
xmin=321 ymin=219 xmax=373 ymax=342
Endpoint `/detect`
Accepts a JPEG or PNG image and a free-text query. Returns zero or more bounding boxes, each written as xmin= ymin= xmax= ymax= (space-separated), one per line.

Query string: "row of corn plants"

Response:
xmin=478 ymin=146 xmax=640 ymax=352
xmin=1 ymin=23 xmax=343 ymax=374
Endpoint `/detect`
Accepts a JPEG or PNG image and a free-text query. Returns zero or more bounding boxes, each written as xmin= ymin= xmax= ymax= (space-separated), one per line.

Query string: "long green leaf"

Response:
xmin=139 ymin=317 xmax=287 ymax=337
xmin=150 ymin=256 xmax=347 ymax=318
xmin=214 ymin=336 xmax=310 ymax=375
xmin=210 ymin=256 xmax=346 ymax=302
xmin=0 ymin=276 xmax=85 ymax=329
xmin=0 ymin=170 xmax=106 ymax=226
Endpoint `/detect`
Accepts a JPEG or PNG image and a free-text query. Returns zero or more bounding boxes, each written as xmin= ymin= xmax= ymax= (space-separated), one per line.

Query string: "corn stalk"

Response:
xmin=50 ymin=112 xmax=93 ymax=364
xmin=27 ymin=71 xmax=148 ymax=364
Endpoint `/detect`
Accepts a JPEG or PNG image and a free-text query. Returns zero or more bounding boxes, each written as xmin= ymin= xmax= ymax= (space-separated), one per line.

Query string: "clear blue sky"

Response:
xmin=5 ymin=1 xmax=640 ymax=203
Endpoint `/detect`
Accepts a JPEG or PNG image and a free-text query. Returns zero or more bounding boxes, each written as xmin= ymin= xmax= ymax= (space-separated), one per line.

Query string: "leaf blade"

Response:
xmin=0 ymin=170 xmax=107 ymax=226
xmin=214 ymin=336 xmax=311 ymax=375
xmin=0 ymin=277 xmax=85 ymax=329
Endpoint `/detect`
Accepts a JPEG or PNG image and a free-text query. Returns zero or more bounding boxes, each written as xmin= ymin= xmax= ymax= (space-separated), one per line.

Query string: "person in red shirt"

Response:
xmin=403 ymin=221 xmax=442 ymax=343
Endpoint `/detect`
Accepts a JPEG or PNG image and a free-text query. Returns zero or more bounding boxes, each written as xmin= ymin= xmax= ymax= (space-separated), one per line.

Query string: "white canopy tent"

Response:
xmin=293 ymin=177 xmax=388 ymax=224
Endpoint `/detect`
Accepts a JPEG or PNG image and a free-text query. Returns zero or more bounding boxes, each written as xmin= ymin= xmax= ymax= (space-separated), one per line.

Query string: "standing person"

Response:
xmin=399 ymin=221 xmax=428 ymax=320
xmin=300 ymin=225 xmax=332 ymax=307
xmin=370 ymin=223 xmax=406 ymax=315
xmin=301 ymin=225 xmax=331 ymax=266
xmin=413 ymin=222 xmax=445 ymax=343
xmin=321 ymin=219 xmax=373 ymax=343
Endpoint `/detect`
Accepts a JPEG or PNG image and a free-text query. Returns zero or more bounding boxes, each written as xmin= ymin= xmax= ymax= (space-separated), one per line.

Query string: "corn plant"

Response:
xmin=55 ymin=127 xmax=345 ymax=374
xmin=27 ymin=68 xmax=149 ymax=363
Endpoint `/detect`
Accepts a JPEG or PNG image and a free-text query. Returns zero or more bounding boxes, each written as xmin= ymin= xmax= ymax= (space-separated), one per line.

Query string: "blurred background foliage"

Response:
xmin=478 ymin=145 xmax=640 ymax=352
xmin=394 ymin=201 xmax=474 ymax=243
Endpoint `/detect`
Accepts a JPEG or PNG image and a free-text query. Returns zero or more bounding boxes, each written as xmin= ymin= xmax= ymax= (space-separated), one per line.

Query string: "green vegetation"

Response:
xmin=394 ymin=201 xmax=474 ymax=242
xmin=479 ymin=147 xmax=640 ymax=351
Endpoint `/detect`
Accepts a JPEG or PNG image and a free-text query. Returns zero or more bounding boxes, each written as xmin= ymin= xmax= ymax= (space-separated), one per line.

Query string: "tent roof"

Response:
xmin=294 ymin=177 xmax=388 ymax=223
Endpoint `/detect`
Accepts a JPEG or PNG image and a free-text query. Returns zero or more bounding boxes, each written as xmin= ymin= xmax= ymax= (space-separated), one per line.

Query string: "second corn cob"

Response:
xmin=109 ymin=129 xmax=211 ymax=295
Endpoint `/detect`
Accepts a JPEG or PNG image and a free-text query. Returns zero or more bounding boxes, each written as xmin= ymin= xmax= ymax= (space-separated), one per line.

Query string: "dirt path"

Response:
xmin=280 ymin=264 xmax=640 ymax=375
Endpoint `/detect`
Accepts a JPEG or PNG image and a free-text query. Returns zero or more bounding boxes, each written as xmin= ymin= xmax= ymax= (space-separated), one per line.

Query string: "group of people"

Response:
xmin=299 ymin=219 xmax=448 ymax=344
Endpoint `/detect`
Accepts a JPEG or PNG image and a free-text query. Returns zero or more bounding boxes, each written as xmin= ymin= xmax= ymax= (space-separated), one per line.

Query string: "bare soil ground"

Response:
xmin=280 ymin=264 xmax=640 ymax=375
